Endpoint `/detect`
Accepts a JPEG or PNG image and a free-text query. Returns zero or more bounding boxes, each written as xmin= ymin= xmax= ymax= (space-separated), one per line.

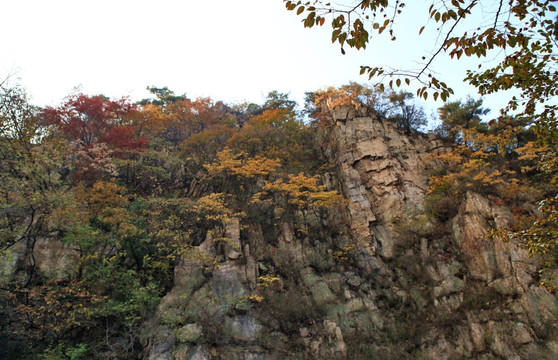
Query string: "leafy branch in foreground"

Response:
xmin=284 ymin=0 xmax=558 ymax=138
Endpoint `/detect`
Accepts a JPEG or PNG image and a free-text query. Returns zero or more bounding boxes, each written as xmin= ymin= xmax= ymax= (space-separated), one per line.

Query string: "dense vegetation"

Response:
xmin=0 ymin=83 xmax=331 ymax=358
xmin=0 ymin=78 xmax=555 ymax=358
xmin=0 ymin=1 xmax=555 ymax=358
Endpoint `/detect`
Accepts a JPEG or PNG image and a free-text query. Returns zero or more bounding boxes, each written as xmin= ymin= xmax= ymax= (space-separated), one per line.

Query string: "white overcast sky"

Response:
xmin=1 ymin=0 xmax=508 ymax=117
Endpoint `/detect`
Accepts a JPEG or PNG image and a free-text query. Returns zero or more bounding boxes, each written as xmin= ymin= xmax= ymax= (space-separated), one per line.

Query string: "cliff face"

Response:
xmin=318 ymin=106 xmax=558 ymax=359
xmin=2 ymin=105 xmax=557 ymax=359
xmin=141 ymin=105 xmax=558 ymax=359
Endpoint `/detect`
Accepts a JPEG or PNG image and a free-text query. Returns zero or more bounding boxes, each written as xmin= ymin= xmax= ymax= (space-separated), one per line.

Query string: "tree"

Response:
xmin=0 ymin=82 xmax=42 ymax=150
xmin=41 ymin=93 xmax=147 ymax=150
xmin=387 ymin=91 xmax=427 ymax=133
xmin=138 ymin=86 xmax=189 ymax=108
xmin=204 ymin=147 xmax=282 ymax=199
xmin=227 ymin=107 xmax=313 ymax=171
xmin=0 ymin=84 xmax=68 ymax=256
xmin=436 ymin=97 xmax=490 ymax=141
xmin=159 ymin=96 xmax=229 ymax=146
xmin=262 ymin=90 xmax=298 ymax=113
xmin=238 ymin=91 xmax=299 ymax=118
xmin=439 ymin=97 xmax=488 ymax=129
xmin=284 ymin=0 xmax=557 ymax=142
xmin=180 ymin=123 xmax=235 ymax=170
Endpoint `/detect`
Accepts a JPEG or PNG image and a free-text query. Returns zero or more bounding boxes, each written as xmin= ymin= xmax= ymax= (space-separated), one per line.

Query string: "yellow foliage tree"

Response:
xmin=205 ymin=147 xmax=281 ymax=180
xmin=227 ymin=108 xmax=312 ymax=171
xmin=261 ymin=173 xmax=341 ymax=210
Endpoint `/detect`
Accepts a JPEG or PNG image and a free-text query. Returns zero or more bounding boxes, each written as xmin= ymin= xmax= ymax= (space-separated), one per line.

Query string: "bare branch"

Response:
xmin=494 ymin=0 xmax=503 ymax=28
xmin=417 ymin=1 xmax=478 ymax=79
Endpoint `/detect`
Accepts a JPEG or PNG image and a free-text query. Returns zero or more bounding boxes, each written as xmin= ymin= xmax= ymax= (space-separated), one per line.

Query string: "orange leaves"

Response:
xmin=516 ymin=141 xmax=558 ymax=183
xmin=180 ymin=124 xmax=235 ymax=166
xmin=234 ymin=156 xmax=282 ymax=178
xmin=427 ymin=145 xmax=468 ymax=168
xmin=312 ymin=84 xmax=371 ymax=112
xmin=167 ymin=97 xmax=223 ymax=132
xmin=226 ymin=107 xmax=311 ymax=170
xmin=205 ymin=147 xmax=281 ymax=180
xmin=13 ymin=280 xmax=105 ymax=336
xmin=250 ymin=108 xmax=291 ymax=127
xmin=134 ymin=103 xmax=170 ymax=137
xmin=137 ymin=94 xmax=230 ymax=146
xmin=427 ymin=174 xmax=456 ymax=195
xmin=229 ymin=108 xmax=293 ymax=149
xmin=205 ymin=148 xmax=342 ymax=219
xmin=261 ymin=173 xmax=342 ymax=210
xmin=193 ymin=193 xmax=235 ymax=223
xmin=78 ymin=180 xmax=132 ymax=233
xmin=428 ymin=145 xmax=512 ymax=196
xmin=427 ymin=112 xmax=543 ymax=204
xmin=86 ymin=180 xmax=127 ymax=210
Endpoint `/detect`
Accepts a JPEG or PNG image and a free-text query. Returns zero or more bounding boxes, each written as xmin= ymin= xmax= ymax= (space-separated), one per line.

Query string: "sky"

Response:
xmin=1 ymin=0 xmax=509 ymax=119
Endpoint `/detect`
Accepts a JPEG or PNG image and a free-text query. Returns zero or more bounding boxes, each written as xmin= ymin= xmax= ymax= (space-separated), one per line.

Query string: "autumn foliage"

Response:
xmin=0 ymin=86 xmax=343 ymax=358
xmin=1 ymin=80 xmax=556 ymax=358
xmin=42 ymin=94 xmax=148 ymax=150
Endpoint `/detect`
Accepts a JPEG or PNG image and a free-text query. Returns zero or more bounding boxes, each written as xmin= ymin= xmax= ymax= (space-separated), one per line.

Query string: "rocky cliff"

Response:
xmin=2 ymin=104 xmax=557 ymax=359
xmin=140 ymin=105 xmax=558 ymax=359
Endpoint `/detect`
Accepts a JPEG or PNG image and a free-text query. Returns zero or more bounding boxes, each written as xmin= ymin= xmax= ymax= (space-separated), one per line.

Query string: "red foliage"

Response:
xmin=42 ymin=93 xmax=147 ymax=150
xmin=100 ymin=126 xmax=148 ymax=151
